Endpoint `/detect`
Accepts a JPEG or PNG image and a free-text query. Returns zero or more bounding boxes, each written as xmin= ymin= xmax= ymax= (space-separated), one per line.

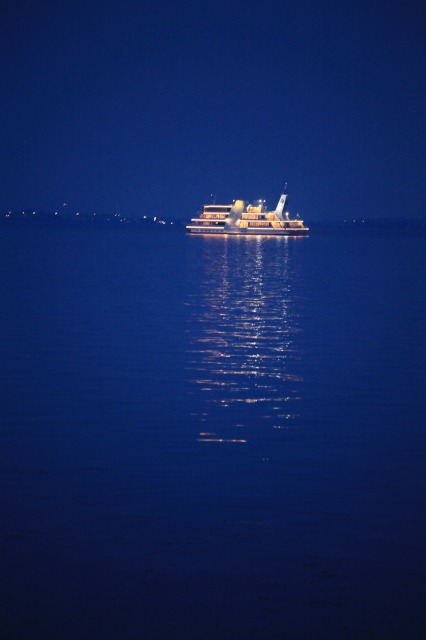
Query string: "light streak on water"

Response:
xmin=185 ymin=235 xmax=304 ymax=442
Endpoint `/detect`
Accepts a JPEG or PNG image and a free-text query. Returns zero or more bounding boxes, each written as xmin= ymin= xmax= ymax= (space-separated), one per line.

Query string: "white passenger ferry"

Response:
xmin=186 ymin=193 xmax=309 ymax=235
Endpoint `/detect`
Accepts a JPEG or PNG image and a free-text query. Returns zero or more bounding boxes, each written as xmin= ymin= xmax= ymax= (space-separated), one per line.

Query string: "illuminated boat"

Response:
xmin=186 ymin=193 xmax=309 ymax=235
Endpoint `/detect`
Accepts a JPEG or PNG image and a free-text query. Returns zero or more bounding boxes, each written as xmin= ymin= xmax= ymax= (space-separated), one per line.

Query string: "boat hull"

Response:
xmin=186 ymin=226 xmax=309 ymax=236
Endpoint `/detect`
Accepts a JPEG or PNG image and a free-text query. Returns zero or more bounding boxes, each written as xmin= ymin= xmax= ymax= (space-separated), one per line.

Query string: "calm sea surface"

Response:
xmin=1 ymin=225 xmax=426 ymax=639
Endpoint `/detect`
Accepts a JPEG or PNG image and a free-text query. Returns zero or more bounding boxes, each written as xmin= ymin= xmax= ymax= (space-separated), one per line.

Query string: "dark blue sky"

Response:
xmin=1 ymin=0 xmax=425 ymax=220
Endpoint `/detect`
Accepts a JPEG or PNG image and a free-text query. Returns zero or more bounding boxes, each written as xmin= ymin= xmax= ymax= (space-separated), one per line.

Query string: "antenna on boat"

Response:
xmin=284 ymin=182 xmax=288 ymax=194
xmin=210 ymin=193 xmax=217 ymax=204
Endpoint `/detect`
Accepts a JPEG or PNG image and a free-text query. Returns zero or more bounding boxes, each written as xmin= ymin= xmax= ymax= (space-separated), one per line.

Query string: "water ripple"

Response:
xmin=185 ymin=236 xmax=304 ymax=441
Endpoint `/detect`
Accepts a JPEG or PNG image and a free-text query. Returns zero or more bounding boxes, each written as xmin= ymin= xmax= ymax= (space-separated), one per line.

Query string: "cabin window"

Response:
xmin=203 ymin=206 xmax=231 ymax=213
xmin=242 ymin=213 xmax=262 ymax=220
xmin=202 ymin=213 xmax=227 ymax=219
xmin=248 ymin=221 xmax=269 ymax=227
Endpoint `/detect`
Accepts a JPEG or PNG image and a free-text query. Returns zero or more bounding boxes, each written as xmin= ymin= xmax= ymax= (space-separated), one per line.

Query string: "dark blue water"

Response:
xmin=1 ymin=226 xmax=425 ymax=639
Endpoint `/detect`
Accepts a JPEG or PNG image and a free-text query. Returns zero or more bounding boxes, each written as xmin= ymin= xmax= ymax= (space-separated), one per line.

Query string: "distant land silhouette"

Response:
xmin=1 ymin=209 xmax=426 ymax=236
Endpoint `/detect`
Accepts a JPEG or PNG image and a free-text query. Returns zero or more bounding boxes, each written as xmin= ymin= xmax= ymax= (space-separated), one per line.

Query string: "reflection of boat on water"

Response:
xmin=186 ymin=235 xmax=303 ymax=442
xmin=186 ymin=192 xmax=309 ymax=235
